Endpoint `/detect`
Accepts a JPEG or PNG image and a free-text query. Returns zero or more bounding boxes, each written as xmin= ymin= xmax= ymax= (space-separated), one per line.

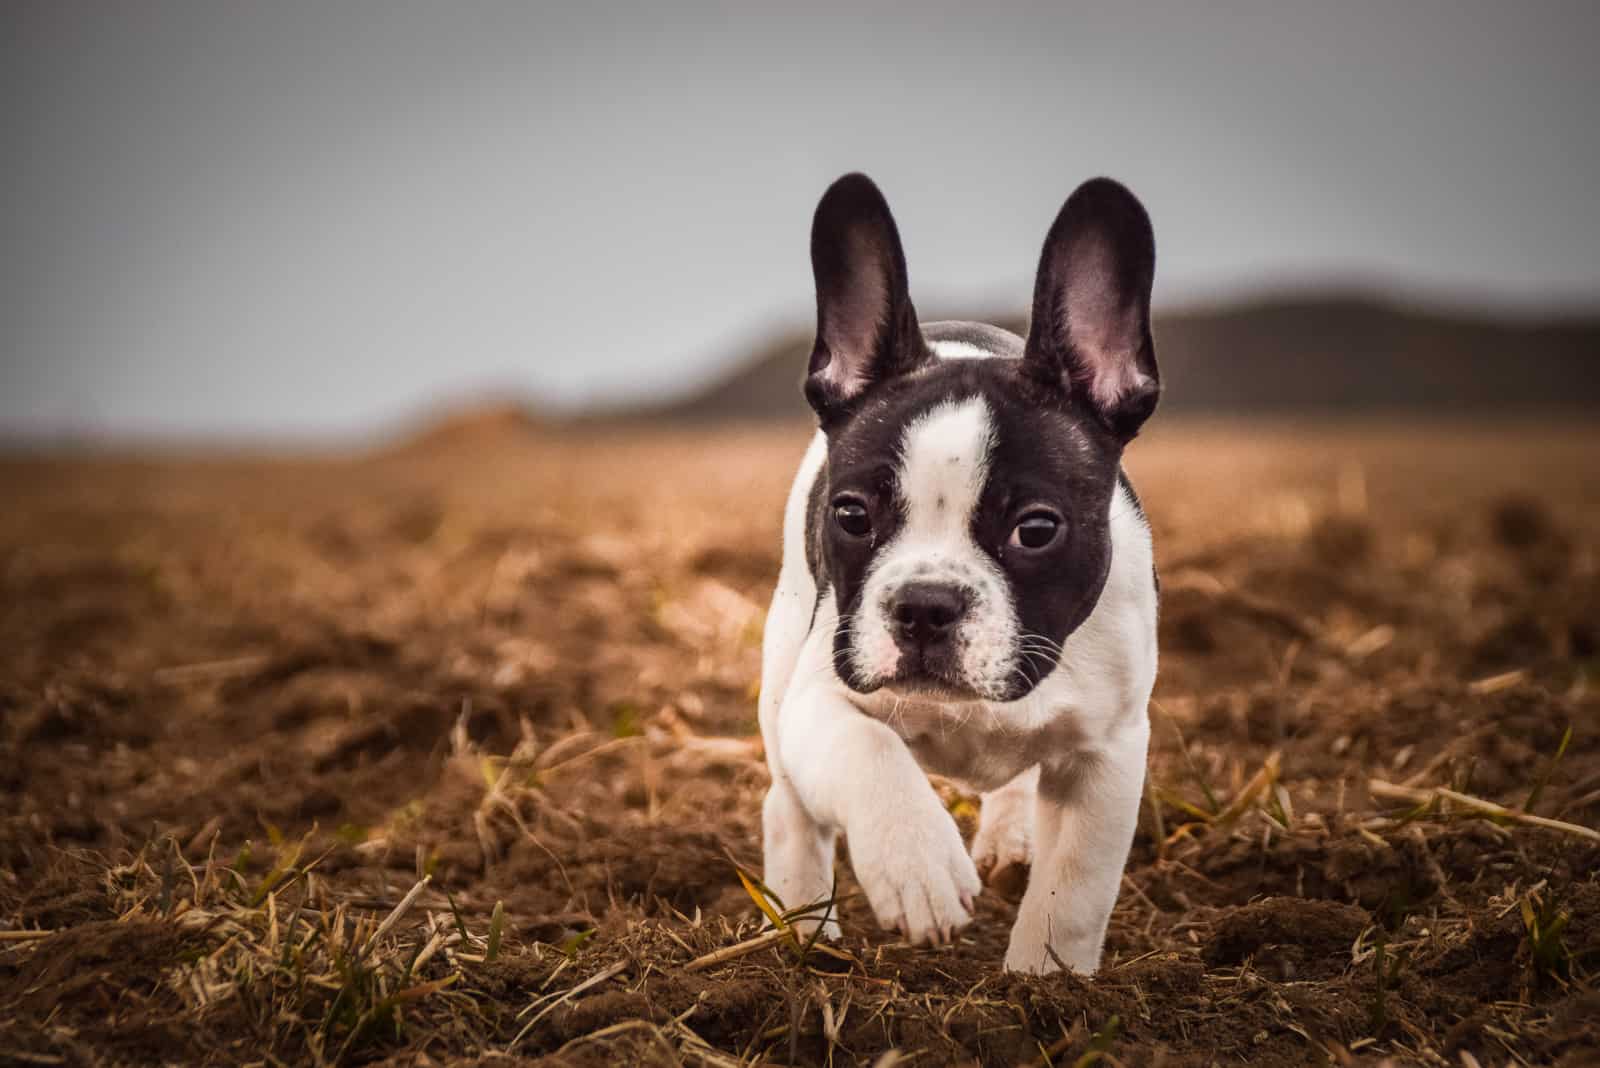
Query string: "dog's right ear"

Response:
xmin=1023 ymin=178 xmax=1159 ymax=442
xmin=805 ymin=173 xmax=928 ymax=421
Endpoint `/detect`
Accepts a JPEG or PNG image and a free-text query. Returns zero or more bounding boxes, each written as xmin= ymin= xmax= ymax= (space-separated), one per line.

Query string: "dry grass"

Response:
xmin=2 ymin=418 xmax=1599 ymax=1066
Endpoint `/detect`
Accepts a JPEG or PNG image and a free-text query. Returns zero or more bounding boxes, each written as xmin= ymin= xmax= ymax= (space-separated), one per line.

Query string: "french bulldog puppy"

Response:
xmin=758 ymin=173 xmax=1160 ymax=974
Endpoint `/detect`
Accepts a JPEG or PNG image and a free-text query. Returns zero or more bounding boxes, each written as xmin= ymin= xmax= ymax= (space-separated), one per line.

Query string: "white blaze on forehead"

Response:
xmin=896 ymin=397 xmax=995 ymax=537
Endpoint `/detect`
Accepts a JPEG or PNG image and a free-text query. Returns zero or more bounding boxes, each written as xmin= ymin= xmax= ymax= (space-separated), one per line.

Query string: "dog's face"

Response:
xmin=821 ymin=363 xmax=1124 ymax=701
xmin=802 ymin=175 xmax=1159 ymax=702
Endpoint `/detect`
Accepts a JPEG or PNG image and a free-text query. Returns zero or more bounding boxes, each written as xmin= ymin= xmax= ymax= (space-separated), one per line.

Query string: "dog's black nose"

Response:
xmin=890 ymin=583 xmax=968 ymax=645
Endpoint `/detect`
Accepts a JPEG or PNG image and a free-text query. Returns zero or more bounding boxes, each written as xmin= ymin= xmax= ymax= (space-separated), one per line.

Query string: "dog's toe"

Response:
xmin=985 ymin=860 xmax=1030 ymax=902
xmin=970 ymin=820 xmax=1032 ymax=900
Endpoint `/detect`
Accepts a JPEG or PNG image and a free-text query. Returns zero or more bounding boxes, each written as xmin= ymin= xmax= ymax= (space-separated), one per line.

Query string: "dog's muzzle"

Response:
xmin=886 ymin=581 xmax=971 ymax=688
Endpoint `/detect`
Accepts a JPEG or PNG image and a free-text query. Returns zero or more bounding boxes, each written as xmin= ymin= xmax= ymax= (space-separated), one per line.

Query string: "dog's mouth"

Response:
xmin=839 ymin=646 xmax=980 ymax=700
xmin=878 ymin=647 xmax=984 ymax=700
xmin=852 ymin=658 xmax=1039 ymax=705
xmin=888 ymin=651 xmax=1050 ymax=704
xmin=879 ymin=670 xmax=977 ymax=702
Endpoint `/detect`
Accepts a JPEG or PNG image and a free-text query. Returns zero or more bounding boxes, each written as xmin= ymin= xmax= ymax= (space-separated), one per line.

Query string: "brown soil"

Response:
xmin=2 ymin=419 xmax=1598 ymax=1066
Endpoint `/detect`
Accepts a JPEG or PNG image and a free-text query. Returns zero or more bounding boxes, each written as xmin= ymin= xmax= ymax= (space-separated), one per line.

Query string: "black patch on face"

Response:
xmin=808 ymin=339 xmax=1130 ymax=699
xmin=808 ymin=414 xmax=906 ymax=693
xmin=977 ymin=378 xmax=1124 ymax=697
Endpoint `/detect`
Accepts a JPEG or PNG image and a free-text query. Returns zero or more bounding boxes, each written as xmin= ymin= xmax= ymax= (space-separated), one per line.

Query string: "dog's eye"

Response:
xmin=1008 ymin=511 xmax=1062 ymax=551
xmin=833 ymin=498 xmax=872 ymax=538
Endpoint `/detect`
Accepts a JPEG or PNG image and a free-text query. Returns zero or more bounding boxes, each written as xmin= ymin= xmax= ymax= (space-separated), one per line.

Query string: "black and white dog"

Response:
xmin=758 ymin=174 xmax=1160 ymax=974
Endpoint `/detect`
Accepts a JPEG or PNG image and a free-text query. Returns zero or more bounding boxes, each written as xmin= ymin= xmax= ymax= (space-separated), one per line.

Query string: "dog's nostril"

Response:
xmin=890 ymin=583 xmax=968 ymax=641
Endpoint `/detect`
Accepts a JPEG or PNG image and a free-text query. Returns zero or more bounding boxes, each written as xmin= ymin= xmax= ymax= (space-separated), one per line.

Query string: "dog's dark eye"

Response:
xmin=1008 ymin=511 xmax=1062 ymax=551
xmin=833 ymin=498 xmax=872 ymax=538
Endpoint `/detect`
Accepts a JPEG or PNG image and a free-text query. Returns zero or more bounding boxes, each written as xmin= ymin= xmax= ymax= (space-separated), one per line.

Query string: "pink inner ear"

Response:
xmin=1059 ymin=232 xmax=1151 ymax=408
xmin=814 ymin=347 xmax=870 ymax=400
xmin=815 ymin=228 xmax=891 ymax=400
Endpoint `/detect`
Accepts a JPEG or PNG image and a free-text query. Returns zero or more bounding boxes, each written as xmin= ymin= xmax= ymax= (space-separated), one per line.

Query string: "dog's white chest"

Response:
xmin=840 ymin=672 xmax=1060 ymax=783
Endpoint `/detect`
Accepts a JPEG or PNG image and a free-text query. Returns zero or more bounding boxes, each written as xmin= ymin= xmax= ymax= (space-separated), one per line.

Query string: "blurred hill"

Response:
xmin=643 ymin=294 xmax=1600 ymax=422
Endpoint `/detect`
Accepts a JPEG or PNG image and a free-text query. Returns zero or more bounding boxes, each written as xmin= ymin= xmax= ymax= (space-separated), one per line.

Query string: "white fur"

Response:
xmin=759 ymin=355 xmax=1157 ymax=973
xmin=927 ymin=339 xmax=999 ymax=361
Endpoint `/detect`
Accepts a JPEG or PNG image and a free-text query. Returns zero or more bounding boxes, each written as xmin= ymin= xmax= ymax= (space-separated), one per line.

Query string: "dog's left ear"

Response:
xmin=1023 ymin=178 xmax=1159 ymax=441
xmin=804 ymin=173 xmax=929 ymax=421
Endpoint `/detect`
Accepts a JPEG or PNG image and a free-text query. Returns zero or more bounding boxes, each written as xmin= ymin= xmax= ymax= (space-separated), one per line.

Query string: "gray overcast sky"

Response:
xmin=3 ymin=1 xmax=1597 ymax=439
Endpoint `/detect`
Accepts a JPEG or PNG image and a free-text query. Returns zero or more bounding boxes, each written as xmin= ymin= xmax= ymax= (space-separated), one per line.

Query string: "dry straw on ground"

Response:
xmin=3 ymin=419 xmax=1599 ymax=1065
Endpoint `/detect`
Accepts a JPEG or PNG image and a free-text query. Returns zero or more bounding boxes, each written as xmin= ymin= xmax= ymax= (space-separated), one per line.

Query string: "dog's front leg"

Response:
xmin=1004 ymin=722 xmax=1148 ymax=974
xmin=761 ymin=775 xmax=839 ymax=939
xmin=775 ymin=684 xmax=981 ymax=945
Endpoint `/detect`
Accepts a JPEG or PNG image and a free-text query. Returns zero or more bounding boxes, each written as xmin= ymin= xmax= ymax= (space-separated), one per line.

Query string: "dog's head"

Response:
xmin=805 ymin=173 xmax=1159 ymax=703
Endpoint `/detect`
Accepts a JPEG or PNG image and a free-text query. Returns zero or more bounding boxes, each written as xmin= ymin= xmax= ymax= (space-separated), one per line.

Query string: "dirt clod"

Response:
xmin=1203 ymin=897 xmax=1370 ymax=980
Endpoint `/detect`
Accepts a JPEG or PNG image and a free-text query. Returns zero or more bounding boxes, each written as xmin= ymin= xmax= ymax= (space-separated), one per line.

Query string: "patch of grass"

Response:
xmin=1521 ymin=888 xmax=1572 ymax=984
xmin=558 ymin=927 xmax=594 ymax=959
xmin=1151 ymin=746 xmax=1283 ymax=846
xmin=1072 ymin=1014 xmax=1122 ymax=1068
xmin=485 ymin=900 xmax=504 ymax=964
xmin=1524 ymin=723 xmax=1573 ymax=815
xmin=1364 ymin=930 xmax=1409 ymax=1038
xmin=62 ymin=838 xmax=524 ymax=1065
xmin=730 ymin=859 xmax=848 ymax=969
xmin=610 ymin=700 xmax=643 ymax=738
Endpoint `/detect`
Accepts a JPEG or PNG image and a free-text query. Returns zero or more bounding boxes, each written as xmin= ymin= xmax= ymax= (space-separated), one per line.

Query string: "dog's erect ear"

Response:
xmin=805 ymin=173 xmax=929 ymax=419
xmin=1023 ymin=178 xmax=1159 ymax=441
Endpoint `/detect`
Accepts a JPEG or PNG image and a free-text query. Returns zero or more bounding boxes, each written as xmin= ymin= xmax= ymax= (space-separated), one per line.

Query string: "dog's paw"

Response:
xmin=1003 ymin=929 xmax=1100 ymax=975
xmin=787 ymin=914 xmax=843 ymax=942
xmin=849 ymin=806 xmax=981 ymax=945
xmin=970 ymin=812 xmax=1032 ymax=902
xmin=1003 ymin=903 xmax=1104 ymax=975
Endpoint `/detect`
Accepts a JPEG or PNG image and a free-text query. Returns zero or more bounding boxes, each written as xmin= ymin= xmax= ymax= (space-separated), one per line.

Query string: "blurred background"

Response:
xmin=4 ymin=0 xmax=1598 ymax=443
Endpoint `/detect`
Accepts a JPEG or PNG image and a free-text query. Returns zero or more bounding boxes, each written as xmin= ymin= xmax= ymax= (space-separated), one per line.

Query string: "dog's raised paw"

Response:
xmin=849 ymin=807 xmax=981 ymax=945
